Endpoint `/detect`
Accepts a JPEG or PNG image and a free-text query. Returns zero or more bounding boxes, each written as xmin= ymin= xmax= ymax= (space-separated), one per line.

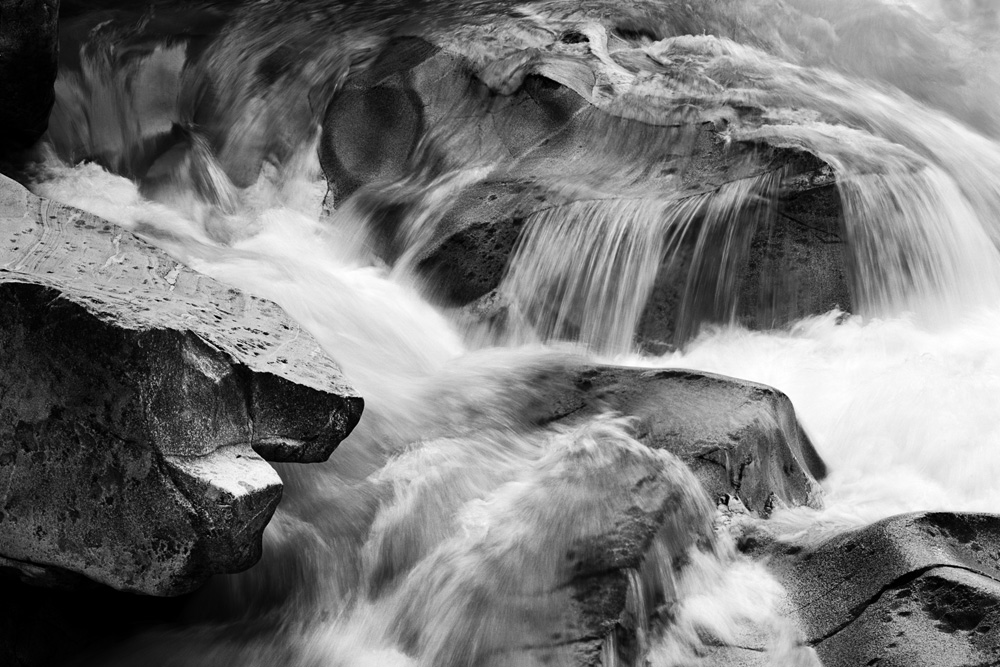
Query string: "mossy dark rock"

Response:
xmin=0 ymin=0 xmax=60 ymax=154
xmin=0 ymin=573 xmax=196 ymax=667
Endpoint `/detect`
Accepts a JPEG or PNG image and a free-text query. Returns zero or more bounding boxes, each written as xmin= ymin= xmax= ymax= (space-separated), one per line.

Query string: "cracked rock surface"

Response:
xmin=0 ymin=174 xmax=363 ymax=595
xmin=766 ymin=512 xmax=1000 ymax=667
xmin=537 ymin=364 xmax=827 ymax=515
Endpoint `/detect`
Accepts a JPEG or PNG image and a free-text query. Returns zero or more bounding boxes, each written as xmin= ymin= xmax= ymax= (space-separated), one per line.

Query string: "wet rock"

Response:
xmin=638 ymin=162 xmax=850 ymax=347
xmin=768 ymin=512 xmax=1000 ymax=667
xmin=0 ymin=174 xmax=363 ymax=594
xmin=387 ymin=418 xmax=715 ymax=667
xmin=0 ymin=282 xmax=282 ymax=596
xmin=414 ymin=181 xmax=533 ymax=306
xmin=319 ymin=37 xmax=436 ymax=202
xmin=318 ymin=37 xmax=851 ymax=345
xmin=0 ymin=0 xmax=60 ymax=154
xmin=540 ymin=365 xmax=827 ymax=515
xmin=818 ymin=567 xmax=1000 ymax=667
xmin=429 ymin=155 xmax=850 ymax=349
xmin=736 ymin=176 xmax=851 ymax=330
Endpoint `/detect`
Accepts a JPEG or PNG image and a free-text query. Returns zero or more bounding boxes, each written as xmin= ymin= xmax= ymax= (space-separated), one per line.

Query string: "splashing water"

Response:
xmin=23 ymin=0 xmax=1000 ymax=664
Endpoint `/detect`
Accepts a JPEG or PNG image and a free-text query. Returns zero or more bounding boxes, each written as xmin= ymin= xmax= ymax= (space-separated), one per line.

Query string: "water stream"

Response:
xmin=23 ymin=0 xmax=1000 ymax=665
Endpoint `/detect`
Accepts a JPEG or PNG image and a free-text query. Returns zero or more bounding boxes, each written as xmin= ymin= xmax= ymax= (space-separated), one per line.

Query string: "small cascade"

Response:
xmin=837 ymin=166 xmax=1000 ymax=317
xmin=740 ymin=118 xmax=1000 ymax=319
xmin=677 ymin=169 xmax=783 ymax=341
xmin=498 ymin=195 xmax=701 ymax=355
xmin=497 ymin=171 xmax=781 ymax=355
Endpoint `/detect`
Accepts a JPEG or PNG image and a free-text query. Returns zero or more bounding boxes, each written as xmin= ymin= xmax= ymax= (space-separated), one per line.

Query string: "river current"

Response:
xmin=25 ymin=0 xmax=1000 ymax=665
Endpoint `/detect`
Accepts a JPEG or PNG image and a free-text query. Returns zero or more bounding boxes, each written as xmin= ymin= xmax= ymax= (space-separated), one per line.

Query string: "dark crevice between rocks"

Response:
xmin=732 ymin=457 xmax=752 ymax=504
xmin=234 ymin=363 xmax=257 ymax=447
xmin=808 ymin=564 xmax=1000 ymax=647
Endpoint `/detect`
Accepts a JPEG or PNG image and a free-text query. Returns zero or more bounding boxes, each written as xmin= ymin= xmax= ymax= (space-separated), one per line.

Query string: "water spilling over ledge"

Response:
xmin=2 ymin=0 xmax=1000 ymax=665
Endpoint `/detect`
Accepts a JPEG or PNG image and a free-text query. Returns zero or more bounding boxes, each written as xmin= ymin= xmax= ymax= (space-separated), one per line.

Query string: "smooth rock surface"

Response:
xmin=767 ymin=512 xmax=1000 ymax=667
xmin=0 ymin=174 xmax=363 ymax=594
xmin=539 ymin=365 xmax=827 ymax=515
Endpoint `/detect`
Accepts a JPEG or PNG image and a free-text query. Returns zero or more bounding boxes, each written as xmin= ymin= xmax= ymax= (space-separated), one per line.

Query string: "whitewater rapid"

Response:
xmin=25 ymin=0 xmax=1000 ymax=664
xmin=31 ymin=144 xmax=1000 ymax=666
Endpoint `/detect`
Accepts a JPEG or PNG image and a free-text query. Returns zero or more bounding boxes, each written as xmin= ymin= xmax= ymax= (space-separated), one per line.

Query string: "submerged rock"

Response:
xmin=540 ymin=365 xmax=826 ymax=516
xmin=0 ymin=174 xmax=363 ymax=594
xmin=768 ymin=512 xmax=1000 ymax=667
xmin=381 ymin=417 xmax=716 ymax=667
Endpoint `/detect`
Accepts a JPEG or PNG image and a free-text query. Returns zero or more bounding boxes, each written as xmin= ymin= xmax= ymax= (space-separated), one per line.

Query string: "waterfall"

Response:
xmin=497 ymin=170 xmax=783 ymax=354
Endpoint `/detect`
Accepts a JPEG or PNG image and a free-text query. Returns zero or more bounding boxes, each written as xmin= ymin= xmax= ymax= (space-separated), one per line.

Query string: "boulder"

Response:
xmin=766 ymin=512 xmax=1000 ymax=667
xmin=0 ymin=0 xmax=59 ymax=154
xmin=0 ymin=174 xmax=363 ymax=594
xmin=538 ymin=365 xmax=827 ymax=515
xmin=383 ymin=418 xmax=716 ymax=667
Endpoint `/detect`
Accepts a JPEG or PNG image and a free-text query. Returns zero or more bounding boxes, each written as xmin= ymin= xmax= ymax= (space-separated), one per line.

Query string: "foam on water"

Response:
xmin=624 ymin=307 xmax=1000 ymax=546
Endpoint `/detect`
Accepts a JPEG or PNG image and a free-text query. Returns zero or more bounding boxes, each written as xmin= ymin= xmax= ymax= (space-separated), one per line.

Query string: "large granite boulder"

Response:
xmin=766 ymin=512 xmax=1000 ymax=667
xmin=0 ymin=174 xmax=363 ymax=595
xmin=538 ymin=365 xmax=826 ymax=516
xmin=0 ymin=0 xmax=59 ymax=154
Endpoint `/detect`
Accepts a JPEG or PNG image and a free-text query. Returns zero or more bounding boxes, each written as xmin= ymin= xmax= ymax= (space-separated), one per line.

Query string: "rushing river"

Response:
xmin=25 ymin=0 xmax=1000 ymax=665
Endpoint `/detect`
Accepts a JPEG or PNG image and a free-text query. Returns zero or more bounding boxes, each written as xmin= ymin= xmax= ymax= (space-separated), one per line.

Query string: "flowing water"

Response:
xmin=21 ymin=0 xmax=1000 ymax=665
